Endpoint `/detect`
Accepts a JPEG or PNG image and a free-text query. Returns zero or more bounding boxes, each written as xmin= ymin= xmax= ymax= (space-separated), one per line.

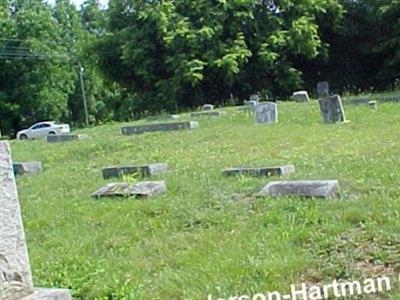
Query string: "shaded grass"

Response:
xmin=10 ymin=100 xmax=400 ymax=299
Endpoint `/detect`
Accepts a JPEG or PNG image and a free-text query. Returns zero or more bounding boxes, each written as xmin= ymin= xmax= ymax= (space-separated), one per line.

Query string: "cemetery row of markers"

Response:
xmin=0 ymin=81 xmax=377 ymax=300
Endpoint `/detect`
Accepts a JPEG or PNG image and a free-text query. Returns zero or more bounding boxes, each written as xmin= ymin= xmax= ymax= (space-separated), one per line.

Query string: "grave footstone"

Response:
xmin=102 ymin=163 xmax=168 ymax=179
xmin=317 ymin=81 xmax=329 ymax=98
xmin=257 ymin=180 xmax=340 ymax=199
xmin=202 ymin=104 xmax=214 ymax=111
xmin=91 ymin=181 xmax=166 ymax=198
xmin=318 ymin=95 xmax=346 ymax=123
xmin=121 ymin=121 xmax=198 ymax=135
xmin=13 ymin=162 xmax=43 ymax=176
xmin=254 ymin=102 xmax=278 ymax=124
xmin=290 ymin=91 xmax=310 ymax=102
xmin=46 ymin=134 xmax=88 ymax=143
xmin=146 ymin=114 xmax=180 ymax=121
xmin=223 ymin=165 xmax=295 ymax=177
xmin=369 ymin=100 xmax=377 ymax=110
xmin=0 ymin=141 xmax=71 ymax=300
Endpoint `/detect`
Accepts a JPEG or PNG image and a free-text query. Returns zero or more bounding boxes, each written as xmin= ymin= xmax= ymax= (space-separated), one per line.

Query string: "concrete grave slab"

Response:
xmin=223 ymin=165 xmax=295 ymax=177
xmin=13 ymin=162 xmax=43 ymax=176
xmin=91 ymin=181 xmax=166 ymax=198
xmin=121 ymin=121 xmax=199 ymax=135
xmin=258 ymin=180 xmax=340 ymax=199
xmin=202 ymin=104 xmax=214 ymax=111
xmin=46 ymin=134 xmax=88 ymax=143
xmin=254 ymin=102 xmax=278 ymax=124
xmin=0 ymin=141 xmax=71 ymax=300
xmin=102 ymin=163 xmax=168 ymax=179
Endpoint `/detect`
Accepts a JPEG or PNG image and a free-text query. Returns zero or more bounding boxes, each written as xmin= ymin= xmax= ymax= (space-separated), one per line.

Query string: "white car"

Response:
xmin=17 ymin=121 xmax=70 ymax=140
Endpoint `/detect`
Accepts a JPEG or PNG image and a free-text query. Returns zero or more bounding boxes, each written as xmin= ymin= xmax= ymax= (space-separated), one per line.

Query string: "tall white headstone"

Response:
xmin=254 ymin=102 xmax=278 ymax=124
xmin=0 ymin=141 xmax=72 ymax=300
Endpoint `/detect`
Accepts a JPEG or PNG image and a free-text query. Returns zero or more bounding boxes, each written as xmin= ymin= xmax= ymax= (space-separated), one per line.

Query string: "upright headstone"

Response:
xmin=250 ymin=94 xmax=260 ymax=102
xmin=202 ymin=104 xmax=214 ymax=111
xmin=319 ymin=95 xmax=346 ymax=123
xmin=0 ymin=141 xmax=71 ymax=300
xmin=291 ymin=91 xmax=310 ymax=102
xmin=254 ymin=102 xmax=278 ymax=124
xmin=317 ymin=81 xmax=329 ymax=98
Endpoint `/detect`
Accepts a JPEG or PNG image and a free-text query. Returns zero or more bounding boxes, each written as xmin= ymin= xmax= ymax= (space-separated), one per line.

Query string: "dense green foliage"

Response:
xmin=12 ymin=100 xmax=400 ymax=299
xmin=0 ymin=0 xmax=399 ymax=135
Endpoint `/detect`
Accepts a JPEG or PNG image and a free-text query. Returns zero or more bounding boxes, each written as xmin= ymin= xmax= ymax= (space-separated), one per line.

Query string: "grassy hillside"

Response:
xmin=10 ymin=100 xmax=400 ymax=299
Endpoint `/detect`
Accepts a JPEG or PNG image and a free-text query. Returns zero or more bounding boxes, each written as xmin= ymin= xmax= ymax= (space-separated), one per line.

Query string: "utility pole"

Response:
xmin=78 ymin=61 xmax=89 ymax=127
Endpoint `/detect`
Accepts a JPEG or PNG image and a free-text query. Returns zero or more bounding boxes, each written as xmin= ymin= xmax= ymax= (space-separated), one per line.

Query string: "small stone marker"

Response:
xmin=258 ymin=180 xmax=340 ymax=199
xmin=46 ymin=134 xmax=88 ymax=143
xmin=369 ymin=100 xmax=377 ymax=110
xmin=254 ymin=102 xmax=278 ymax=124
xmin=223 ymin=165 xmax=295 ymax=177
xmin=202 ymin=104 xmax=214 ymax=111
xmin=102 ymin=163 xmax=168 ymax=179
xmin=249 ymin=94 xmax=260 ymax=102
xmin=91 ymin=181 xmax=166 ymax=198
xmin=291 ymin=91 xmax=310 ymax=102
xmin=121 ymin=121 xmax=198 ymax=135
xmin=191 ymin=111 xmax=226 ymax=118
xmin=317 ymin=81 xmax=330 ymax=98
xmin=0 ymin=141 xmax=71 ymax=300
xmin=318 ymin=95 xmax=347 ymax=123
xmin=146 ymin=114 xmax=180 ymax=121
xmin=13 ymin=161 xmax=43 ymax=176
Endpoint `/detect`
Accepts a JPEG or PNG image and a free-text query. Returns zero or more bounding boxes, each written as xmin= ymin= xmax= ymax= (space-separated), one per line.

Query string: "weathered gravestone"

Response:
xmin=146 ymin=114 xmax=180 ymax=122
xmin=290 ymin=91 xmax=310 ymax=102
xmin=202 ymin=104 xmax=214 ymax=111
xmin=191 ymin=111 xmax=226 ymax=118
xmin=102 ymin=163 xmax=168 ymax=179
xmin=121 ymin=121 xmax=199 ymax=135
xmin=46 ymin=134 xmax=88 ymax=143
xmin=317 ymin=81 xmax=330 ymax=98
xmin=223 ymin=165 xmax=295 ymax=177
xmin=0 ymin=141 xmax=71 ymax=300
xmin=91 ymin=181 xmax=166 ymax=198
xmin=254 ymin=102 xmax=278 ymax=124
xmin=13 ymin=162 xmax=43 ymax=177
xmin=369 ymin=100 xmax=378 ymax=110
xmin=318 ymin=95 xmax=347 ymax=123
xmin=257 ymin=180 xmax=340 ymax=199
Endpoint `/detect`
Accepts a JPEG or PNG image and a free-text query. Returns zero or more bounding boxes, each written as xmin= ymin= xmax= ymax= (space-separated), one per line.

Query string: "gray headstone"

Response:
xmin=202 ymin=104 xmax=214 ymax=111
xmin=369 ymin=100 xmax=377 ymax=110
xmin=290 ymin=91 xmax=310 ymax=102
xmin=46 ymin=134 xmax=88 ymax=143
xmin=146 ymin=114 xmax=181 ymax=122
xmin=91 ymin=181 xmax=166 ymax=198
xmin=223 ymin=165 xmax=295 ymax=177
xmin=258 ymin=180 xmax=340 ymax=199
xmin=254 ymin=102 xmax=278 ymax=124
xmin=13 ymin=162 xmax=43 ymax=177
xmin=191 ymin=111 xmax=226 ymax=118
xmin=102 ymin=163 xmax=168 ymax=179
xmin=318 ymin=95 xmax=346 ymax=123
xmin=121 ymin=121 xmax=198 ymax=135
xmin=249 ymin=94 xmax=260 ymax=102
xmin=0 ymin=141 xmax=71 ymax=300
xmin=317 ymin=81 xmax=329 ymax=98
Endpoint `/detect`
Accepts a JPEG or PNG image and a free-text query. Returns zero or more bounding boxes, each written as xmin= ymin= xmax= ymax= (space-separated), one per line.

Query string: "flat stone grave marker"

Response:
xmin=146 ymin=114 xmax=180 ymax=121
xmin=254 ymin=102 xmax=278 ymax=124
xmin=191 ymin=111 xmax=226 ymax=118
xmin=91 ymin=181 xmax=166 ymax=198
xmin=13 ymin=162 xmax=43 ymax=176
xmin=291 ymin=91 xmax=310 ymax=102
xmin=46 ymin=134 xmax=88 ymax=143
xmin=202 ymin=104 xmax=214 ymax=111
xmin=317 ymin=81 xmax=329 ymax=98
xmin=318 ymin=95 xmax=347 ymax=123
xmin=257 ymin=180 xmax=340 ymax=199
xmin=223 ymin=165 xmax=295 ymax=177
xmin=121 ymin=121 xmax=198 ymax=135
xmin=0 ymin=141 xmax=71 ymax=300
xmin=102 ymin=163 xmax=168 ymax=179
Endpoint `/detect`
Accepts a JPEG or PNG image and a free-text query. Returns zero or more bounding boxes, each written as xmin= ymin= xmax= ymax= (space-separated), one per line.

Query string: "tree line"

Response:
xmin=0 ymin=0 xmax=399 ymax=136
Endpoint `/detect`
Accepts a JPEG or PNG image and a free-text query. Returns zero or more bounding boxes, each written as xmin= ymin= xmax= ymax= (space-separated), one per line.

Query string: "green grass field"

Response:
xmin=10 ymin=99 xmax=400 ymax=299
